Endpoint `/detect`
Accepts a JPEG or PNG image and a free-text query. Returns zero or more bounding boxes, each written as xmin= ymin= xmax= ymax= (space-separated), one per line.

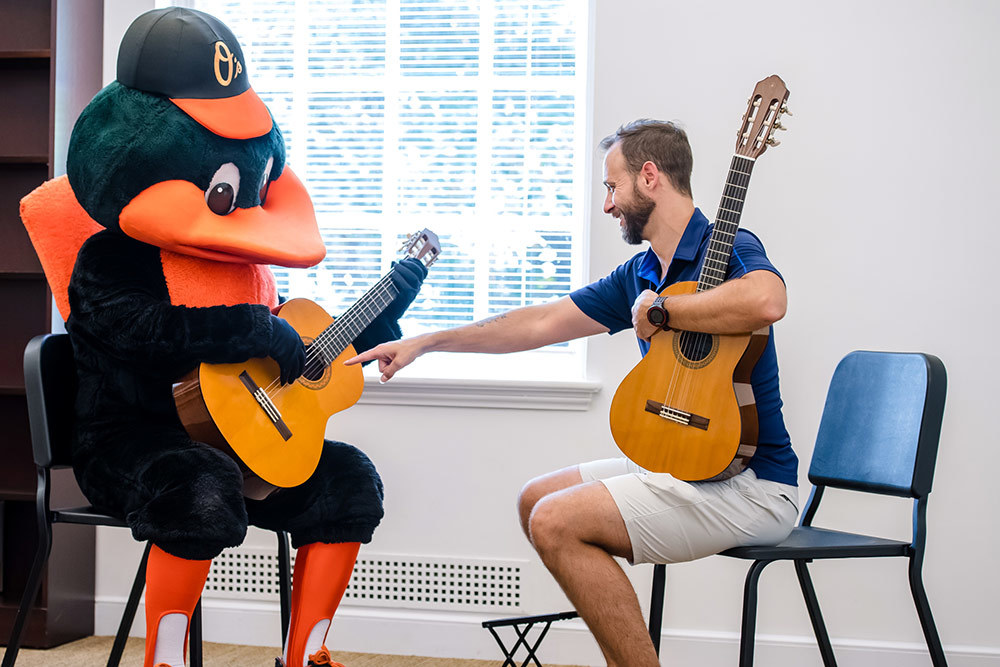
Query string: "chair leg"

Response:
xmin=189 ymin=599 xmax=203 ymax=667
xmin=737 ymin=560 xmax=772 ymax=667
xmin=1 ymin=523 xmax=53 ymax=667
xmin=277 ymin=530 xmax=292 ymax=645
xmin=908 ymin=556 xmax=948 ymax=666
xmin=648 ymin=563 xmax=666 ymax=656
xmin=793 ymin=560 xmax=837 ymax=667
xmin=107 ymin=542 xmax=153 ymax=667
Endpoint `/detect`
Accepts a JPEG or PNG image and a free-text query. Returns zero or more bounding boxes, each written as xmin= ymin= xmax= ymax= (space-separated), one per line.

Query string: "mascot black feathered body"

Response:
xmin=20 ymin=7 xmax=420 ymax=666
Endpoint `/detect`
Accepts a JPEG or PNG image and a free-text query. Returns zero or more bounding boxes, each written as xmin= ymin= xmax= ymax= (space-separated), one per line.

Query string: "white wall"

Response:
xmin=93 ymin=1 xmax=1000 ymax=664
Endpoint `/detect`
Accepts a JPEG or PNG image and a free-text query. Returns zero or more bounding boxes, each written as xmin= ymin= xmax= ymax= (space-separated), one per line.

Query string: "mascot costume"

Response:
xmin=19 ymin=7 xmax=425 ymax=667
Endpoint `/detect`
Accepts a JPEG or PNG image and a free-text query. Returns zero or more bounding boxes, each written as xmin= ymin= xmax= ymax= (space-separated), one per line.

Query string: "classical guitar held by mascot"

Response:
xmin=609 ymin=75 xmax=790 ymax=481
xmin=174 ymin=230 xmax=440 ymax=493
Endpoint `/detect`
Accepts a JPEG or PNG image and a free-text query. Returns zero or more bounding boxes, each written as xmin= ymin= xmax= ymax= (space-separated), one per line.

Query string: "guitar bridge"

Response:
xmin=239 ymin=371 xmax=293 ymax=441
xmin=644 ymin=400 xmax=710 ymax=431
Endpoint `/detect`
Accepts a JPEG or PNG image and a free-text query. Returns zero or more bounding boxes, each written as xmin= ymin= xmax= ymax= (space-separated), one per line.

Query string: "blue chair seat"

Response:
xmin=722 ymin=526 xmax=911 ymax=561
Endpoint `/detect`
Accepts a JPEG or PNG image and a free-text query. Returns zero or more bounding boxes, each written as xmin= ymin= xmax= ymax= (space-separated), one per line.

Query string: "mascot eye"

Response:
xmin=205 ymin=162 xmax=241 ymax=216
xmin=207 ymin=183 xmax=235 ymax=215
xmin=258 ymin=156 xmax=275 ymax=206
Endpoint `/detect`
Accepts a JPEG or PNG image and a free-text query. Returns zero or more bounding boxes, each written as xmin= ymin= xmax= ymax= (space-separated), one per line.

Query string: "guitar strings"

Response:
xmin=685 ymin=154 xmax=749 ymax=408
xmin=262 ymin=271 xmax=399 ymax=398
xmin=662 ymin=154 xmax=750 ymax=414
xmin=264 ymin=275 xmax=395 ymax=397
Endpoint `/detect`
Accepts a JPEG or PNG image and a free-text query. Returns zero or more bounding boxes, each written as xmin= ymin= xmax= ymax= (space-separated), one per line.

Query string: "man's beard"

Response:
xmin=618 ymin=187 xmax=656 ymax=245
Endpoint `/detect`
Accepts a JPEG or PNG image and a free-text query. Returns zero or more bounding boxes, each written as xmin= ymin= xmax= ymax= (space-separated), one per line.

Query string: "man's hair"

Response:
xmin=599 ymin=119 xmax=693 ymax=198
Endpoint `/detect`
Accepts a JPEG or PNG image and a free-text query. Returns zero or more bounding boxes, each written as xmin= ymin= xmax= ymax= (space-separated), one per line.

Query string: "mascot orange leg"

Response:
xmin=283 ymin=542 xmax=361 ymax=667
xmin=144 ymin=545 xmax=213 ymax=667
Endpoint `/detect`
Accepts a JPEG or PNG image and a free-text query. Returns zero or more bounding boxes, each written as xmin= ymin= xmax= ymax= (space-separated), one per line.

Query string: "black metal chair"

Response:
xmin=646 ymin=349 xmax=949 ymax=666
xmin=2 ymin=333 xmax=293 ymax=667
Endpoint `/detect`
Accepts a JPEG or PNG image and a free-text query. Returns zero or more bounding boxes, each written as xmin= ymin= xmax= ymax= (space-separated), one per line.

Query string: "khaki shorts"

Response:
xmin=579 ymin=457 xmax=799 ymax=565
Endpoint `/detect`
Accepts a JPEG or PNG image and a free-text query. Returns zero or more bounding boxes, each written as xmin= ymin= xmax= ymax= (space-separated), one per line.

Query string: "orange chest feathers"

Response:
xmin=160 ymin=251 xmax=279 ymax=310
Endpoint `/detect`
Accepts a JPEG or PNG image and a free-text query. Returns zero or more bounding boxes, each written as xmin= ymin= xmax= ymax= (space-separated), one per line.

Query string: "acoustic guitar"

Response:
xmin=174 ymin=229 xmax=441 ymax=498
xmin=609 ymin=76 xmax=790 ymax=481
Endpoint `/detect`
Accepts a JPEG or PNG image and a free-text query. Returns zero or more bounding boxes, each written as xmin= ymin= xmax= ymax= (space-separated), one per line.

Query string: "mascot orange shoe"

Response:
xmin=20 ymin=8 xmax=424 ymax=666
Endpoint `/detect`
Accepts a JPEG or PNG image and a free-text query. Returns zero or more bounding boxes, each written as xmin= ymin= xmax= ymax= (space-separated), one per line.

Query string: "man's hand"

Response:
xmin=631 ymin=289 xmax=664 ymax=341
xmin=344 ymin=336 xmax=427 ymax=383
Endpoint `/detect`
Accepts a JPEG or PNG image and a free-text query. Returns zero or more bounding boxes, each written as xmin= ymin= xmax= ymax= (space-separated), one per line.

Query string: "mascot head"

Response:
xmin=66 ymin=6 xmax=324 ymax=267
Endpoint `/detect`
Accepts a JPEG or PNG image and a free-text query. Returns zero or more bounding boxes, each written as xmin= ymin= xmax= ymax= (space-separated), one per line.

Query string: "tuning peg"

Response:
xmin=766 ymin=137 xmax=781 ymax=147
xmin=398 ymin=231 xmax=420 ymax=252
xmin=753 ymin=98 xmax=761 ymax=108
xmin=773 ymin=121 xmax=787 ymax=131
xmin=780 ymin=104 xmax=793 ymax=116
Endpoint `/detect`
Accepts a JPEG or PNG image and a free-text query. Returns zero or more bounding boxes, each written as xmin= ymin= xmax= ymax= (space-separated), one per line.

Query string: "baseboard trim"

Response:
xmin=96 ymin=597 xmax=1000 ymax=666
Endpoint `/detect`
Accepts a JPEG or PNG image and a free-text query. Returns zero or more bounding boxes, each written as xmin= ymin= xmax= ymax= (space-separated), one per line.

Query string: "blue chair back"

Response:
xmin=808 ymin=351 xmax=946 ymax=498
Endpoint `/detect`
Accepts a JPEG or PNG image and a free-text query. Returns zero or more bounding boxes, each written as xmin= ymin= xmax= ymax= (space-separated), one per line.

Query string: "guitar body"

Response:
xmin=174 ymin=298 xmax=363 ymax=491
xmin=609 ymin=281 xmax=769 ymax=480
xmin=174 ymin=229 xmax=441 ymax=496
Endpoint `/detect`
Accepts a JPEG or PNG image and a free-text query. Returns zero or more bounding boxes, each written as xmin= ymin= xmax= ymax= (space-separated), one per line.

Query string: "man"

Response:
xmin=346 ymin=120 xmax=799 ymax=667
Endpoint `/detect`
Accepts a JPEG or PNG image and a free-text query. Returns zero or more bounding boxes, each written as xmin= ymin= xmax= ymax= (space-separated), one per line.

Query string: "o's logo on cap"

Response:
xmin=213 ymin=40 xmax=243 ymax=87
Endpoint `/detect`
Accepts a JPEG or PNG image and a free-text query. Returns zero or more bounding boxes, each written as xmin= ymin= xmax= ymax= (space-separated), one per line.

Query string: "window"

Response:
xmin=169 ymin=0 xmax=591 ymax=381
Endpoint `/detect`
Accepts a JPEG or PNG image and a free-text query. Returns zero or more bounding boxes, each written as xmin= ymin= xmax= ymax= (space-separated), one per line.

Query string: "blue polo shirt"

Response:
xmin=570 ymin=208 xmax=797 ymax=485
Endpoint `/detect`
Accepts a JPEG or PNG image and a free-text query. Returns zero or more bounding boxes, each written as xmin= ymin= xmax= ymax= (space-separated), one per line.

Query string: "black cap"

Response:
xmin=117 ymin=7 xmax=272 ymax=139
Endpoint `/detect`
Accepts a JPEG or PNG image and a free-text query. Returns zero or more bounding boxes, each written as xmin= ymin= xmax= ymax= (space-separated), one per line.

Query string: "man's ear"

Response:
xmin=639 ymin=160 xmax=659 ymax=190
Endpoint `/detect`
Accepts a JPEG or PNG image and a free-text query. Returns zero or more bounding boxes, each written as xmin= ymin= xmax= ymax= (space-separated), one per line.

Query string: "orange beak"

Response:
xmin=118 ymin=166 xmax=325 ymax=267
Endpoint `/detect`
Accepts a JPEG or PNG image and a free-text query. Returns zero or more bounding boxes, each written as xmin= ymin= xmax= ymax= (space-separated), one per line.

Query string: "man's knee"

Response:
xmin=518 ymin=465 xmax=584 ymax=528
xmin=517 ymin=476 xmax=547 ymax=525
xmin=527 ymin=495 xmax=574 ymax=556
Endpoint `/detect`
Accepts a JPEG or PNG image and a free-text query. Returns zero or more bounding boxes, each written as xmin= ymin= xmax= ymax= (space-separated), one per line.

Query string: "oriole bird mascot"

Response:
xmin=19 ymin=7 xmax=425 ymax=667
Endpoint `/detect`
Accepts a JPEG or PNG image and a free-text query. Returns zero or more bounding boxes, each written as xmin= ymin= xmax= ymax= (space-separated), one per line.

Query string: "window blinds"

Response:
xmin=174 ymin=0 xmax=589 ymax=378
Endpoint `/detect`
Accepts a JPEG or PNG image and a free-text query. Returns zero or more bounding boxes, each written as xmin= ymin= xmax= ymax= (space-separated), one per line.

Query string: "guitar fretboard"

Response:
xmin=697 ymin=154 xmax=755 ymax=292
xmin=311 ymin=275 xmax=401 ymax=364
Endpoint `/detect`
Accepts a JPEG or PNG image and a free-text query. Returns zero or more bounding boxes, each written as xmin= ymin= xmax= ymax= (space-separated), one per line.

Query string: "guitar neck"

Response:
xmin=313 ymin=270 xmax=401 ymax=361
xmin=698 ymin=154 xmax=755 ymax=292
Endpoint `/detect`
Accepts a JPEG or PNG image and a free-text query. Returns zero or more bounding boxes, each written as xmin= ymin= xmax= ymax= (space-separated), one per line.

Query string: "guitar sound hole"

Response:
xmin=302 ymin=344 xmax=326 ymax=382
xmin=678 ymin=331 xmax=713 ymax=362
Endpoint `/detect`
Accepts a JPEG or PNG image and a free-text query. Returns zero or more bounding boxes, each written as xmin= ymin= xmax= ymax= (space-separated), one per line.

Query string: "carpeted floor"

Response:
xmin=11 ymin=636 xmax=586 ymax=666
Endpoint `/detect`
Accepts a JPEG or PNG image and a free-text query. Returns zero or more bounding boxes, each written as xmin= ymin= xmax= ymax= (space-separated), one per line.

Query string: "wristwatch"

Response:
xmin=646 ymin=296 xmax=670 ymax=329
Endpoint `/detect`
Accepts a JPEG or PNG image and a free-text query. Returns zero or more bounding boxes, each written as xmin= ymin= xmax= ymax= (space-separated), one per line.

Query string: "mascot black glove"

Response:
xmin=384 ymin=257 xmax=428 ymax=322
xmin=350 ymin=257 xmax=427 ymax=356
xmin=268 ymin=315 xmax=306 ymax=384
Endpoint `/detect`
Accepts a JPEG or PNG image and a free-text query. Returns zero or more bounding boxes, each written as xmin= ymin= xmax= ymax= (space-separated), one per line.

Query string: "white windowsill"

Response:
xmin=357 ymin=376 xmax=603 ymax=411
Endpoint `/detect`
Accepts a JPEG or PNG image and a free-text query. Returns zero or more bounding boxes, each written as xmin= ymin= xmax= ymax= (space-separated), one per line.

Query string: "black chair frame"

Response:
xmin=647 ymin=351 xmax=949 ymax=667
xmin=2 ymin=334 xmax=293 ymax=667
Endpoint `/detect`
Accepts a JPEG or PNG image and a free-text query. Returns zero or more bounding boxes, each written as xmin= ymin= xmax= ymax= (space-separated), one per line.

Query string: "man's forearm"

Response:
xmin=418 ymin=306 xmax=559 ymax=355
xmin=345 ymin=296 xmax=606 ymax=381
xmin=666 ymin=271 xmax=786 ymax=333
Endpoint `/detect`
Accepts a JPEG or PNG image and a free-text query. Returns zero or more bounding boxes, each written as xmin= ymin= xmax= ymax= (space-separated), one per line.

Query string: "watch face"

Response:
xmin=647 ymin=308 xmax=666 ymax=326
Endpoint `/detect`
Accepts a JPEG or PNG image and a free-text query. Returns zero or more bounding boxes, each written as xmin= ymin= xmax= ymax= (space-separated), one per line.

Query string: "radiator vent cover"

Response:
xmin=204 ymin=547 xmax=525 ymax=613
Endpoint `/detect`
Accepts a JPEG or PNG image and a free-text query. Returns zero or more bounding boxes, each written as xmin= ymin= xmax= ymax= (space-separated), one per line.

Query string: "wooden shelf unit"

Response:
xmin=0 ymin=0 xmax=102 ymax=649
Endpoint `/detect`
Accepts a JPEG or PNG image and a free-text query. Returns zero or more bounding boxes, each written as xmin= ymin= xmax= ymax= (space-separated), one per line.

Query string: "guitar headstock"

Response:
xmin=400 ymin=228 xmax=441 ymax=267
xmin=735 ymin=75 xmax=791 ymax=159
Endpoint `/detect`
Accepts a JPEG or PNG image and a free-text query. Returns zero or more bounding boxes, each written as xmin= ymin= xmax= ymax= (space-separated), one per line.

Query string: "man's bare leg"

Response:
xmin=517 ymin=465 xmax=584 ymax=538
xmin=526 ymin=479 xmax=660 ymax=667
